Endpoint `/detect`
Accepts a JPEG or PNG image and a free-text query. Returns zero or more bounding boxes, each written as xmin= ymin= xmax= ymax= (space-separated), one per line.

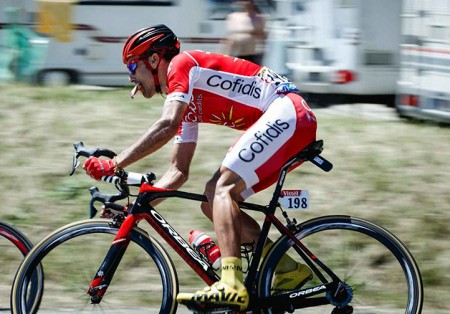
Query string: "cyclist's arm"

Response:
xmin=146 ymin=142 xmax=196 ymax=208
xmin=154 ymin=142 xmax=196 ymax=190
xmin=114 ymin=100 xmax=188 ymax=169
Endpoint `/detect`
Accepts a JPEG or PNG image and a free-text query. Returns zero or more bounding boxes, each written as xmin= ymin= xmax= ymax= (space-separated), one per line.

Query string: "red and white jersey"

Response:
xmin=165 ymin=50 xmax=298 ymax=143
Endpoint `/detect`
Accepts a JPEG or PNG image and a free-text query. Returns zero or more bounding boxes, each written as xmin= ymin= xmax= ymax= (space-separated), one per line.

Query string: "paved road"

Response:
xmin=38 ymin=308 xmax=435 ymax=313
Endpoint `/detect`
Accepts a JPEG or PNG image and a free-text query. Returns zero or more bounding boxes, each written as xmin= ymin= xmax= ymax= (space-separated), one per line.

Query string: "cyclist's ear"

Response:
xmin=150 ymin=53 xmax=160 ymax=69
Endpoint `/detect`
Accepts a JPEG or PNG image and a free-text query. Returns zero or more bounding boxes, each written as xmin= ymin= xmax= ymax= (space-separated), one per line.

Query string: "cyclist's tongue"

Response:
xmin=130 ymin=83 xmax=141 ymax=99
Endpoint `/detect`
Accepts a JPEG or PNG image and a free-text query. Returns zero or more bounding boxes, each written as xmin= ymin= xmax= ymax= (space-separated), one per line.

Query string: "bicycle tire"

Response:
xmin=11 ymin=219 xmax=178 ymax=314
xmin=258 ymin=215 xmax=423 ymax=314
xmin=0 ymin=221 xmax=43 ymax=313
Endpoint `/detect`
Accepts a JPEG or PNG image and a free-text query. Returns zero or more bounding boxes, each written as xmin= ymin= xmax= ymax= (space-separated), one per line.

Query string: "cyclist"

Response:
xmin=83 ymin=24 xmax=316 ymax=311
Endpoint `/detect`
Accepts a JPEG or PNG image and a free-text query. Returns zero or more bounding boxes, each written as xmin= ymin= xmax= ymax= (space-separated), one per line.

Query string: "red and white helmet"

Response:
xmin=122 ymin=24 xmax=180 ymax=64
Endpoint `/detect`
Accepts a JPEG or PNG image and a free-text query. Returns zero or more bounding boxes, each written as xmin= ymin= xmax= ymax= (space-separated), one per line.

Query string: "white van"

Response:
xmin=267 ymin=0 xmax=402 ymax=104
xmin=0 ymin=0 xmax=237 ymax=86
xmin=396 ymin=0 xmax=450 ymax=124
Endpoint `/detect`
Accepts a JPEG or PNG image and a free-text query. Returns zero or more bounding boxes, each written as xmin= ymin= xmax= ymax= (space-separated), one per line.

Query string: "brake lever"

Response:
xmin=70 ymin=141 xmax=117 ymax=176
xmin=88 ymin=186 xmax=128 ymax=219
xmin=89 ymin=195 xmax=98 ymax=218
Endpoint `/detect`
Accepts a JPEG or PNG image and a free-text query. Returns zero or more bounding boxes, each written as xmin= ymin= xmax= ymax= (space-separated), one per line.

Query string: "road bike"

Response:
xmin=11 ymin=140 xmax=423 ymax=313
xmin=0 ymin=221 xmax=43 ymax=313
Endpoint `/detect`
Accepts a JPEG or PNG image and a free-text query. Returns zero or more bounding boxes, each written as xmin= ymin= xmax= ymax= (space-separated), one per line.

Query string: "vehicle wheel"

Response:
xmin=36 ymin=70 xmax=75 ymax=85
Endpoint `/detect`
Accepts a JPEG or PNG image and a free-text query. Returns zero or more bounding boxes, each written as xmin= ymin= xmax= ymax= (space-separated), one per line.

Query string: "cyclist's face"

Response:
xmin=128 ymin=57 xmax=158 ymax=98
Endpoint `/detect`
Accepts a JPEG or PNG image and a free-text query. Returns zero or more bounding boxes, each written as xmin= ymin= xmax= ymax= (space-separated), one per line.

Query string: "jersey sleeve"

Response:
xmin=174 ymin=121 xmax=199 ymax=144
xmin=166 ymin=52 xmax=199 ymax=104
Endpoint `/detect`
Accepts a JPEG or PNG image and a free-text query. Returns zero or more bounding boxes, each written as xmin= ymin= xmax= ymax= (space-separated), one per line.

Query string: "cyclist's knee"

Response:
xmin=203 ymin=177 xmax=216 ymax=197
xmin=215 ymin=171 xmax=246 ymax=202
xmin=200 ymin=201 xmax=213 ymax=220
xmin=201 ymin=175 xmax=220 ymax=219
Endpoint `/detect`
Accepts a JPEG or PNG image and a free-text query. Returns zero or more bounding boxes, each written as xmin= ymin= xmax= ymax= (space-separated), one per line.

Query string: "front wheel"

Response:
xmin=11 ymin=219 xmax=178 ymax=313
xmin=258 ymin=215 xmax=423 ymax=314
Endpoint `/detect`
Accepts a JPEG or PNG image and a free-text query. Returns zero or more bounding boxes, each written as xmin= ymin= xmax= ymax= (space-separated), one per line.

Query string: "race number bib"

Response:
xmin=279 ymin=190 xmax=309 ymax=210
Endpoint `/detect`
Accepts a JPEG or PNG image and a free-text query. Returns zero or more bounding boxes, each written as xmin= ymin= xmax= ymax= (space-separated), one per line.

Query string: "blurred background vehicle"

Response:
xmin=268 ymin=0 xmax=402 ymax=106
xmin=0 ymin=0 xmax=449 ymax=121
xmin=0 ymin=0 xmax=400 ymax=92
xmin=396 ymin=0 xmax=450 ymax=124
xmin=0 ymin=0 xmax=232 ymax=86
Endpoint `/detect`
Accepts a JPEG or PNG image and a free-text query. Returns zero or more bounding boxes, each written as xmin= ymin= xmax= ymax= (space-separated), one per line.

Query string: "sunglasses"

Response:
xmin=127 ymin=57 xmax=154 ymax=75
xmin=127 ymin=61 xmax=138 ymax=75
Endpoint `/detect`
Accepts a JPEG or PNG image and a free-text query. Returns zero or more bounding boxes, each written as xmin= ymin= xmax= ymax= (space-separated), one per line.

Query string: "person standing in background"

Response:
xmin=222 ymin=0 xmax=267 ymax=64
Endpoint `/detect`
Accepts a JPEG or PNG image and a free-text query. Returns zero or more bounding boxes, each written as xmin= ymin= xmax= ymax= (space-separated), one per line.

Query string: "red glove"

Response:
xmin=83 ymin=157 xmax=115 ymax=180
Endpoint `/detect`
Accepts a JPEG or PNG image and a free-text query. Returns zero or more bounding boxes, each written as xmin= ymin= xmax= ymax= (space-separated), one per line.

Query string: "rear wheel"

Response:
xmin=258 ymin=215 xmax=423 ymax=314
xmin=12 ymin=219 xmax=178 ymax=313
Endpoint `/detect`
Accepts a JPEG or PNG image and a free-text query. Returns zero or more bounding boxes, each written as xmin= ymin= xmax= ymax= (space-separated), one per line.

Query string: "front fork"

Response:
xmin=87 ymin=214 xmax=140 ymax=303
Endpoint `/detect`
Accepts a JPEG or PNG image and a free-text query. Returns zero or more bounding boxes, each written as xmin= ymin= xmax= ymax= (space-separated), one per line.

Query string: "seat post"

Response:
xmin=266 ymin=140 xmax=324 ymax=213
xmin=267 ymin=156 xmax=299 ymax=213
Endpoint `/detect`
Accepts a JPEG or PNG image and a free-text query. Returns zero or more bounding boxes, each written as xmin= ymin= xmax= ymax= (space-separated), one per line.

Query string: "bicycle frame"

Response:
xmin=88 ymin=186 xmax=260 ymax=301
xmin=86 ymin=141 xmax=342 ymax=311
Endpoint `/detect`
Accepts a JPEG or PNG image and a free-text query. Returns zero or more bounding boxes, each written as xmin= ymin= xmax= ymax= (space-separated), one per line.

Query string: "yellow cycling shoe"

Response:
xmin=273 ymin=263 xmax=313 ymax=291
xmin=177 ymin=281 xmax=249 ymax=311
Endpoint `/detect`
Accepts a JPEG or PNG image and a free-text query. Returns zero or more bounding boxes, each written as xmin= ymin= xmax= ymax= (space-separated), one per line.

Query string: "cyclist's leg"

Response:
xmin=223 ymin=93 xmax=317 ymax=290
xmin=201 ymin=169 xmax=261 ymax=245
xmin=229 ymin=93 xmax=317 ymax=257
xmin=262 ymin=241 xmax=313 ymax=291
xmin=178 ymin=169 xmax=250 ymax=311
xmin=201 ymin=94 xmax=316 ymax=249
xmin=212 ymin=167 xmax=248 ymax=258
xmin=238 ymin=93 xmax=317 ymax=199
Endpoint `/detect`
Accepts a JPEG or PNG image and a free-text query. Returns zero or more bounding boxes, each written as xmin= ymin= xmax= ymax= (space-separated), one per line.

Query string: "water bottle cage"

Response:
xmin=240 ymin=242 xmax=255 ymax=274
xmin=195 ymin=242 xmax=217 ymax=264
xmin=195 ymin=241 xmax=254 ymax=272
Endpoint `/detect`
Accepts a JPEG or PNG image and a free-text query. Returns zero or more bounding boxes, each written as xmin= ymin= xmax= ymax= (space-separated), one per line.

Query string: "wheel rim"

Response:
xmin=13 ymin=221 xmax=177 ymax=313
xmin=258 ymin=216 xmax=423 ymax=314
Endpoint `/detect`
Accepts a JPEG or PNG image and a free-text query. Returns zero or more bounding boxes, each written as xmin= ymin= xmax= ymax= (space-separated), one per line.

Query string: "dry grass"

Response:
xmin=0 ymin=83 xmax=449 ymax=311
